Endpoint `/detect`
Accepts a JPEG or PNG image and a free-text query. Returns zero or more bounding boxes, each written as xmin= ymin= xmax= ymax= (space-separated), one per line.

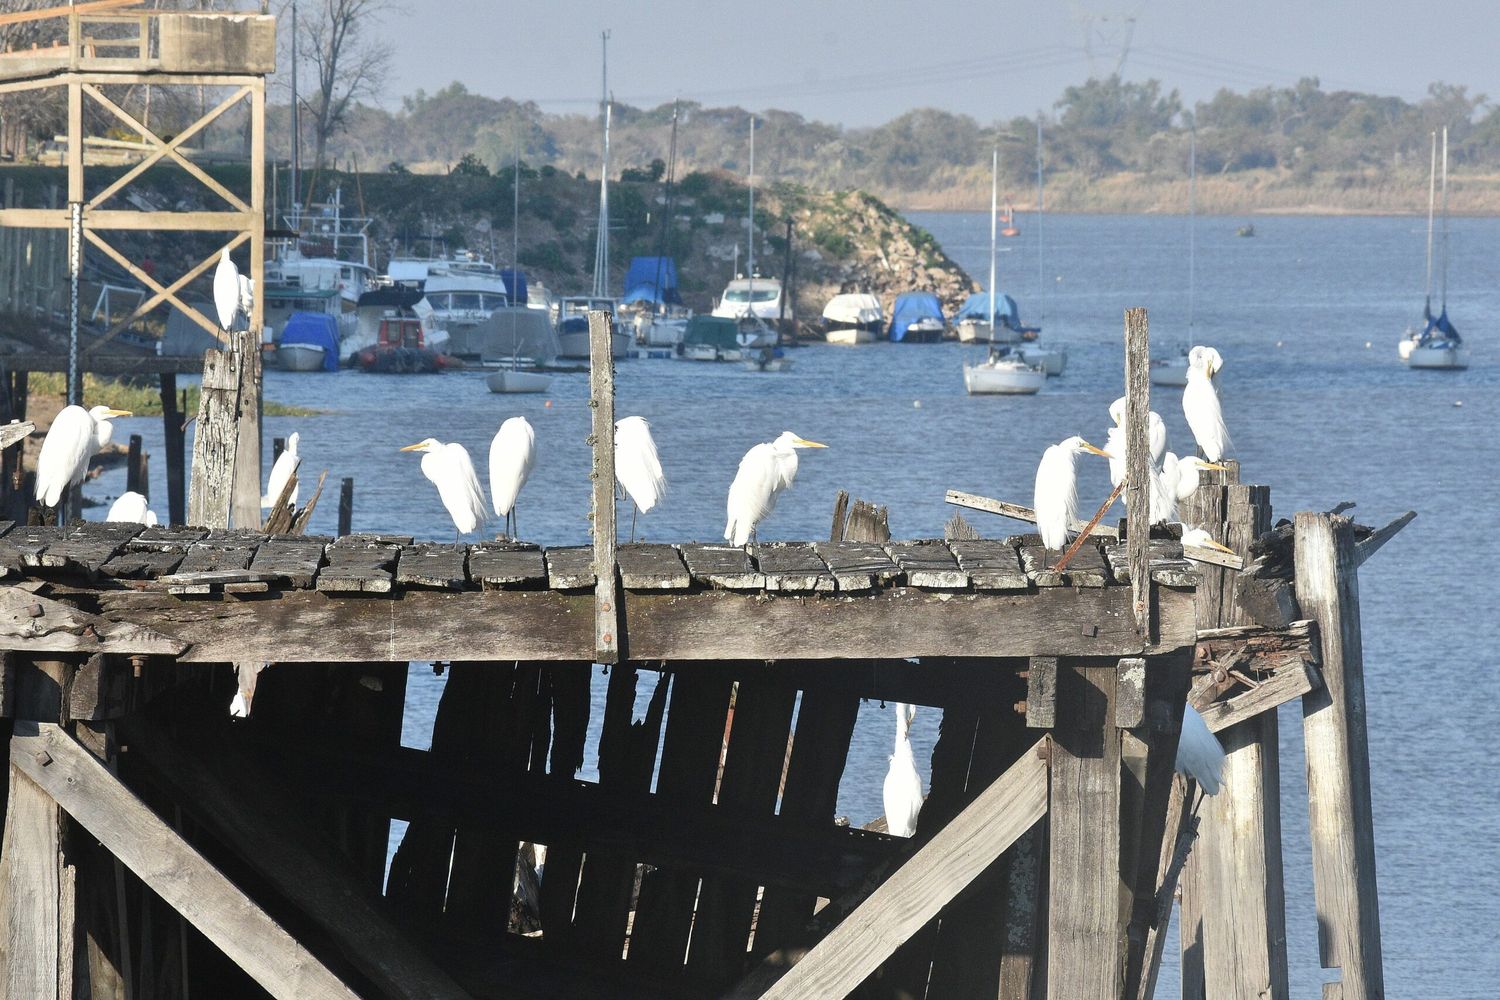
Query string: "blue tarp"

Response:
xmin=888 ymin=292 xmax=945 ymax=342
xmin=279 ymin=312 xmax=340 ymax=371
xmin=499 ymin=269 xmax=528 ymax=306
xmin=954 ymin=291 xmax=1021 ymax=328
xmin=622 ymin=256 xmax=680 ymax=306
xmin=1422 ymin=307 xmax=1462 ymax=343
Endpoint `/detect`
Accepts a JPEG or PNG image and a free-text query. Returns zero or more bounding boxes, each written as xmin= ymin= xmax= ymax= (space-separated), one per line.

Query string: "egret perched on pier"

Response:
xmin=1176 ymin=704 xmax=1225 ymax=794
xmin=1160 ymin=453 xmax=1227 ymax=503
xmin=1105 ymin=396 xmax=1167 ymax=487
xmin=400 ymin=438 xmax=487 ymax=537
xmin=615 ymin=416 xmax=665 ymax=541
xmin=489 ymin=416 xmax=536 ymax=539
xmin=724 ymin=431 xmax=827 ymax=547
xmin=883 ymin=702 xmax=923 ymax=838
xmin=34 ymin=404 xmax=131 ymax=509
xmin=1183 ymin=346 xmax=1230 ymax=461
xmin=106 ymin=491 xmax=157 ymax=526
xmin=1033 ymin=435 xmax=1110 ymax=550
xmin=262 ymin=431 xmax=300 ymax=509
xmin=1179 ymin=527 xmax=1237 ymax=556
xmin=213 ymin=246 xmax=241 ymax=331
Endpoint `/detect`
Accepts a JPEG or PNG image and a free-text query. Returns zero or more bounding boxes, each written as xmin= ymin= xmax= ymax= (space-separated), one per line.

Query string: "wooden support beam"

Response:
xmin=1353 ymin=510 xmax=1415 ymax=567
xmin=1123 ymin=307 xmax=1151 ymax=636
xmin=1197 ymin=658 xmax=1320 ymax=734
xmin=1025 ymin=655 xmax=1056 ymax=728
xmin=721 ymin=738 xmax=1049 ymax=1000
xmin=231 ymin=327 xmax=263 ymax=530
xmin=0 ymin=421 xmax=34 ymax=451
xmin=0 ymin=768 xmax=63 ymax=998
xmin=186 ymin=342 xmax=240 ymax=528
xmin=1295 ymin=513 xmax=1385 ymax=1000
xmin=587 ymin=309 xmax=619 ymax=663
xmin=10 ymin=722 xmax=362 ymax=1000
xmin=944 ymin=490 xmax=1119 ymax=539
xmin=0 ymin=587 xmax=187 ymax=657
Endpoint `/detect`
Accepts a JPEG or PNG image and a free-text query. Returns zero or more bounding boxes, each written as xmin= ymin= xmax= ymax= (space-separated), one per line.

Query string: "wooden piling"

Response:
xmin=337 ymin=478 xmax=354 ymax=537
xmin=588 ymin=309 xmax=620 ymax=664
xmin=158 ymin=374 xmax=185 ymax=528
xmin=125 ymin=434 xmax=146 ymax=498
xmin=187 ymin=347 xmax=240 ymax=529
xmin=1294 ymin=513 xmax=1385 ymax=1000
xmin=1123 ymin=307 xmax=1151 ymax=636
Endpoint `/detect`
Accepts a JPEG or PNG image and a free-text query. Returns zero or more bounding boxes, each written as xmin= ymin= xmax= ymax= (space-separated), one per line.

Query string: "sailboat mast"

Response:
xmin=290 ymin=0 xmax=299 ymax=222
xmin=1424 ymin=130 xmax=1436 ymax=314
xmin=746 ymin=116 xmax=755 ymax=314
xmin=988 ymin=147 xmax=997 ymax=330
xmin=1439 ymin=126 xmax=1449 ymax=311
xmin=592 ymin=32 xmax=611 ymax=299
xmin=511 ymin=142 xmax=521 ymax=367
xmin=1036 ymin=115 xmax=1044 ymax=323
xmin=1188 ymin=129 xmax=1196 ymax=335
xmin=652 ymin=101 xmax=680 ymax=317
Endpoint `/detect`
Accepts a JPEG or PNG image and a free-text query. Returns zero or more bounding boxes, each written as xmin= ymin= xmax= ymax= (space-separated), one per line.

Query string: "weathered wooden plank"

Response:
xmin=99 ymin=548 xmax=183 ymax=579
xmin=545 ymin=545 xmax=596 ymax=590
xmin=944 ymin=490 xmax=1119 ymax=539
xmin=0 ymin=587 xmax=187 ymax=656
xmin=316 ymin=538 xmax=398 ymax=594
xmin=393 ymin=543 xmax=467 ymax=591
xmin=35 ymin=522 xmax=140 ymax=576
xmin=173 ymin=541 xmax=254 ymax=576
xmin=946 ymin=538 xmax=1030 ymax=591
xmin=0 ymin=419 xmax=34 ymax=450
xmin=11 ymin=723 xmax=362 ymax=1000
xmin=722 ymin=739 xmax=1049 ymax=1000
xmin=1115 ymin=657 xmax=1146 ymax=728
xmin=1 ymin=767 xmax=60 ymax=999
xmin=160 ymin=568 xmax=276 ymax=596
xmin=0 ymin=525 xmax=64 ymax=569
xmin=128 ymin=525 xmax=208 ymax=550
xmin=1199 ymin=659 xmax=1320 ymax=734
xmin=678 ymin=544 xmax=765 ymax=590
xmin=186 ymin=345 xmax=241 ymax=530
xmin=1353 ymin=510 xmax=1415 ymax=566
xmin=1025 ymin=656 xmax=1057 ymax=728
xmin=1295 ymin=513 xmax=1385 ymax=1000
xmin=811 ymin=541 xmax=901 ymax=592
xmin=1123 ymin=306 xmax=1151 ymax=634
xmin=589 ymin=309 xmax=621 ymax=662
xmin=884 ymin=539 xmax=968 ymax=589
xmin=466 ymin=542 xmax=547 ymax=589
xmin=754 ymin=543 xmax=835 ymax=593
xmin=118 ymin=718 xmax=471 ymax=1000
xmin=616 ymin=543 xmax=691 ymax=590
xmin=248 ymin=537 xmax=326 ymax=589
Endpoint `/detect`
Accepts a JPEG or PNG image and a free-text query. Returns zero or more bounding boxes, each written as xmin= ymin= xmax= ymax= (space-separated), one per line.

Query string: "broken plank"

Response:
xmin=317 ymin=539 xmax=399 ymax=594
xmin=677 ymin=544 xmax=764 ymax=590
xmin=173 ymin=542 xmax=255 ymax=575
xmin=885 ymin=539 xmax=969 ymax=589
xmin=812 ymin=541 xmax=901 ymax=592
xmin=1353 ymin=510 xmax=1416 ymax=567
xmin=0 ymin=587 xmax=187 ymax=656
xmin=100 ymin=548 xmax=185 ymax=580
xmin=249 ymin=538 xmax=327 ymax=589
xmin=616 ymin=543 xmax=691 ymax=590
xmin=1200 ymin=660 xmax=1321 ymax=734
xmin=545 ymin=546 xmax=596 ymax=590
xmin=945 ymin=490 xmax=1119 ymax=538
xmin=756 ymin=542 xmax=836 ymax=592
xmin=393 ymin=543 xmax=468 ymax=591
xmin=945 ymin=538 xmax=1030 ymax=591
xmin=467 ymin=542 xmax=547 ymax=589
xmin=0 ymin=420 xmax=35 ymax=450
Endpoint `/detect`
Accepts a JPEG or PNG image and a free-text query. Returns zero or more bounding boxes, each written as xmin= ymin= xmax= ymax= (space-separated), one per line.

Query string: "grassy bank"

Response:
xmin=27 ymin=373 xmax=322 ymax=418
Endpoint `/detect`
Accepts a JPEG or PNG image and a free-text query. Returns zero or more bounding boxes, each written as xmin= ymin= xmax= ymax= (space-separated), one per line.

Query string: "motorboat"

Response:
xmin=355 ymin=315 xmax=454 ymax=373
xmin=487 ymin=369 xmax=551 ymax=393
xmin=963 ymin=351 xmax=1045 ymax=395
xmin=556 ymin=296 xmax=632 ymax=359
xmin=742 ymin=345 xmax=793 ymax=372
xmin=1403 ymin=129 xmax=1469 ymax=371
xmin=275 ymin=312 xmax=339 ymax=372
xmin=889 ymin=292 xmax=946 ymax=343
xmin=734 ymin=315 xmax=778 ymax=350
xmin=1018 ymin=344 xmax=1068 ymax=376
xmin=390 ymin=252 xmax=512 ymax=359
xmin=1150 ymin=349 xmax=1191 ymax=387
xmin=954 ymin=292 xmax=1033 ymax=344
xmin=680 ymin=315 xmax=741 ymax=361
xmin=262 ymin=189 xmax=375 ymax=345
xmin=821 ymin=292 xmax=883 ymax=345
xmin=713 ymin=276 xmax=791 ymax=327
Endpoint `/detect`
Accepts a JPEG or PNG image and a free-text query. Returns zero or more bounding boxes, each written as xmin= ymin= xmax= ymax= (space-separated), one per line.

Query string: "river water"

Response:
xmin=88 ymin=212 xmax=1496 ymax=996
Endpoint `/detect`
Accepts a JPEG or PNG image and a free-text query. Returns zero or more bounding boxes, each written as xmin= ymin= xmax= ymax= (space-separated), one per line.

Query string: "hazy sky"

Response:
xmin=358 ymin=0 xmax=1499 ymax=126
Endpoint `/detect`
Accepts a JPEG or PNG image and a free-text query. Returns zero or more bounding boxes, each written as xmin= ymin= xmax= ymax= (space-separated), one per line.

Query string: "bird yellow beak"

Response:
xmin=1192 ymin=538 xmax=1236 ymax=555
xmin=1202 ymin=462 xmax=1229 ymax=472
xmin=1081 ymin=442 xmax=1111 ymax=457
xmin=105 ymin=409 xmax=132 ymax=418
xmin=794 ymin=438 xmax=828 ymax=448
xmin=398 ymin=443 xmax=425 ymax=452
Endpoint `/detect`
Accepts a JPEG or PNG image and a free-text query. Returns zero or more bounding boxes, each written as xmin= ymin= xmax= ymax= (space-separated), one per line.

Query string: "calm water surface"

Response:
xmin=90 ymin=213 xmax=1497 ymax=997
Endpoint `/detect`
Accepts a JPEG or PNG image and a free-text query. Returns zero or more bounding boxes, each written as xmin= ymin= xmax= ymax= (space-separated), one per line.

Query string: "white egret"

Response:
xmin=883 ymin=702 xmax=923 ymax=838
xmin=34 ymin=404 xmax=131 ymax=509
xmin=1183 ymin=345 xmax=1230 ymax=461
xmin=1160 ymin=453 xmax=1228 ymax=503
xmin=724 ymin=431 xmax=827 ymax=547
xmin=1033 ymin=435 xmax=1110 ymax=551
xmin=262 ymin=431 xmax=300 ymax=509
xmin=1176 ymin=704 xmax=1225 ymax=794
xmin=106 ymin=491 xmax=157 ymax=526
xmin=615 ymin=415 xmax=665 ymax=541
xmin=213 ymin=246 xmax=240 ymax=331
xmin=488 ymin=416 xmax=536 ymax=538
xmin=400 ymin=438 xmax=488 ymax=537
xmin=1106 ymin=396 xmax=1167 ymax=487
xmin=1179 ymin=527 xmax=1236 ymax=556
xmin=237 ymin=273 xmax=254 ymax=324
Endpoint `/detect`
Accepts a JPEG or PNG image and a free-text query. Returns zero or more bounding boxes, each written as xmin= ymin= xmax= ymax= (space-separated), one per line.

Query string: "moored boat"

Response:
xmin=1402 ymin=129 xmax=1469 ymax=371
xmin=680 ymin=315 xmax=741 ymax=361
xmin=888 ymin=292 xmax=946 ymax=343
xmin=355 ymin=315 xmax=453 ymax=373
xmin=821 ymin=292 xmax=883 ymax=345
xmin=963 ymin=350 xmax=1045 ymax=395
xmin=486 ymin=369 xmax=552 ymax=393
xmin=556 ymin=296 xmax=632 ymax=359
xmin=274 ymin=312 xmax=339 ymax=372
xmin=1018 ymin=344 xmax=1068 ymax=376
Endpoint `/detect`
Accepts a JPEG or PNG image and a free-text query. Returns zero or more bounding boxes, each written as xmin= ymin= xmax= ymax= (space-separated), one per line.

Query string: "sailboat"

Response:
xmin=1150 ymin=130 xmax=1197 ymax=388
xmin=1000 ymin=199 xmax=1019 ymax=238
xmin=1017 ymin=117 xmax=1067 ymax=376
xmin=964 ymin=148 xmax=1045 ymax=396
xmin=488 ymin=145 xmax=552 ymax=393
xmin=1403 ymin=128 xmax=1468 ymax=370
xmin=728 ymin=116 xmax=785 ymax=368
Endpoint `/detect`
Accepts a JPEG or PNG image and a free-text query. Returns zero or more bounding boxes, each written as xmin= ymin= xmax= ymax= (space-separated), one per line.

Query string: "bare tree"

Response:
xmin=299 ymin=0 xmax=398 ymax=170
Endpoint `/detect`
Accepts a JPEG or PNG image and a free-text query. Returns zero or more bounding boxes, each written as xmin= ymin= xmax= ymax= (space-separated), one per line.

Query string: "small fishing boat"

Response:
xmin=963 ymin=349 xmax=1045 ymax=395
xmin=486 ymin=369 xmax=551 ymax=393
xmin=274 ymin=312 xmax=339 ymax=372
xmin=355 ymin=315 xmax=453 ymax=373
xmin=889 ymin=292 xmax=946 ymax=342
xmin=1404 ymin=128 xmax=1469 ymax=371
xmin=742 ymin=346 xmax=793 ymax=372
xmin=821 ymin=292 xmax=883 ymax=345
xmin=680 ymin=315 xmax=741 ymax=361
xmin=1149 ymin=351 xmax=1191 ymax=387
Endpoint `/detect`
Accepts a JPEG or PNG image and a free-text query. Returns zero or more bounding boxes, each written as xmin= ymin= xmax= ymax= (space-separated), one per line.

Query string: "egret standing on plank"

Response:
xmin=400 ymin=438 xmax=488 ymax=538
xmin=106 ymin=491 xmax=157 ymax=526
xmin=213 ymin=246 xmax=241 ymax=331
xmin=262 ymin=431 xmax=300 ymax=509
xmin=1183 ymin=345 xmax=1230 ymax=461
xmin=883 ymin=702 xmax=923 ymax=838
xmin=615 ymin=416 xmax=665 ymax=541
xmin=34 ymin=404 xmax=131 ymax=511
xmin=724 ymin=431 xmax=827 ymax=547
xmin=488 ymin=416 xmax=536 ymax=539
xmin=1033 ymin=435 xmax=1110 ymax=551
xmin=1176 ymin=704 xmax=1225 ymax=795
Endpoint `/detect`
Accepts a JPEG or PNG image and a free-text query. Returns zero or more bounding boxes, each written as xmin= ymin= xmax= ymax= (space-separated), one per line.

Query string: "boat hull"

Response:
xmin=1019 ymin=345 xmax=1067 ymax=376
xmin=557 ymin=329 xmax=631 ymax=359
xmin=963 ymin=362 xmax=1045 ymax=395
xmin=275 ymin=343 xmax=330 ymax=372
xmin=955 ymin=319 xmax=1021 ymax=345
xmin=825 ymin=326 xmax=876 ymax=346
xmin=1149 ymin=358 xmax=1190 ymax=387
xmin=1405 ymin=345 xmax=1468 ymax=369
xmin=486 ymin=370 xmax=552 ymax=393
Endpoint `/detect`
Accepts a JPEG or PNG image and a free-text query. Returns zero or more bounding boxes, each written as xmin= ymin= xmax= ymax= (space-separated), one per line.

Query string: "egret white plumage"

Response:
xmin=34 ymin=404 xmax=131 ymax=509
xmin=262 ymin=431 xmax=300 ymax=508
xmin=1033 ymin=435 xmax=1110 ymax=551
xmin=1105 ymin=396 xmax=1167 ymax=487
xmin=488 ymin=416 xmax=536 ymax=538
xmin=882 ymin=702 xmax=923 ymax=838
xmin=615 ymin=416 xmax=665 ymax=541
xmin=1176 ymin=704 xmax=1225 ymax=794
xmin=237 ymin=273 xmax=254 ymax=322
xmin=213 ymin=246 xmax=240 ymax=331
xmin=1179 ymin=527 xmax=1236 ymax=555
xmin=1160 ymin=453 xmax=1228 ymax=502
xmin=724 ymin=431 xmax=827 ymax=547
xmin=1183 ymin=345 xmax=1230 ymax=461
xmin=400 ymin=438 xmax=488 ymax=537
xmin=106 ymin=491 xmax=157 ymax=526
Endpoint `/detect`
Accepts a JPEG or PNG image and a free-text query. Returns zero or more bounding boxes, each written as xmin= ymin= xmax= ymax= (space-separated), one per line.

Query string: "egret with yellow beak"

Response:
xmin=34 ymin=405 xmax=132 ymax=511
xmin=725 ymin=431 xmax=827 ymax=547
xmin=1184 ymin=345 xmax=1230 ymax=461
xmin=400 ymin=438 xmax=488 ymax=538
xmin=1034 ymin=435 xmax=1111 ymax=551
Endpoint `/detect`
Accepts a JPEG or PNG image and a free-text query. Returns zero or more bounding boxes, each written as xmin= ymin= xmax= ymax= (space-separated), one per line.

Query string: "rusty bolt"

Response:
xmin=1036 ymin=740 xmax=1052 ymax=764
xmin=1012 ymin=700 xmax=1028 ymax=715
xmin=1081 ymin=623 xmax=1098 ymax=638
xmin=1018 ymin=670 xmax=1031 ymax=681
xmin=83 ymin=624 xmax=98 ymax=640
xmin=26 ymin=603 xmax=43 ymax=618
xmin=603 ymin=632 xmax=613 ymax=644
xmin=130 ymin=655 xmax=146 ymax=678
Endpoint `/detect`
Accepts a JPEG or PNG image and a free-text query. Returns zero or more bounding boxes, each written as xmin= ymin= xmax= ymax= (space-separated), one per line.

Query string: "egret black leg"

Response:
xmin=630 ymin=505 xmax=638 ymax=543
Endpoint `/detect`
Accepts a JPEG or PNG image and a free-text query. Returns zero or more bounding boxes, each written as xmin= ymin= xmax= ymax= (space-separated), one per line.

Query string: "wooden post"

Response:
xmin=337 ymin=478 xmax=354 ymax=537
xmin=187 ymin=347 xmax=241 ymax=529
xmin=587 ymin=309 xmax=619 ymax=664
xmin=125 ymin=434 xmax=145 ymax=497
xmin=231 ymin=327 xmax=262 ymax=530
xmin=1294 ymin=512 xmax=1385 ymax=1000
xmin=272 ymin=436 xmax=285 ymax=463
xmin=1123 ymin=307 xmax=1150 ymax=636
xmin=1047 ymin=662 xmax=1120 ymax=998
xmin=159 ymin=373 xmax=185 ymax=527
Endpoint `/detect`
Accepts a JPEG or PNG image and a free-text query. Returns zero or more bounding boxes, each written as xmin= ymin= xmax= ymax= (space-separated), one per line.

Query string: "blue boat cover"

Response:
xmin=622 ymin=256 xmax=681 ymax=305
xmin=499 ymin=269 xmax=528 ymax=306
xmin=1422 ymin=307 xmax=1462 ymax=343
xmin=888 ymin=291 xmax=945 ymax=342
xmin=954 ymin=291 xmax=1021 ymax=328
xmin=279 ymin=312 xmax=340 ymax=371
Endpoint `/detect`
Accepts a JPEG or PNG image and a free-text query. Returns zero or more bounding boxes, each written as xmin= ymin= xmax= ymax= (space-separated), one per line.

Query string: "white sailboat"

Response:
xmin=965 ymin=148 xmax=1045 ymax=395
xmin=1017 ymin=117 xmax=1067 ymax=376
xmin=1403 ymin=128 xmax=1468 ymax=370
xmin=490 ymin=144 xmax=550 ymax=394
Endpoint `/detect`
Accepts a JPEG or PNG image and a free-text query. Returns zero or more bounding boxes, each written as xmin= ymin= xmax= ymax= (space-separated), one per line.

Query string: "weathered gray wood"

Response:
xmin=1235 ymin=564 xmax=1302 ymax=627
xmin=943 ymin=511 xmax=981 ymax=541
xmin=186 ymin=343 xmax=240 ymax=529
xmin=722 ymin=739 xmax=1049 ymax=1000
xmin=467 ymin=542 xmax=547 ymax=588
xmin=129 ymin=526 xmax=208 ymax=550
xmin=1123 ymin=306 xmax=1151 ymax=635
xmin=844 ymin=499 xmax=890 ymax=543
xmin=1181 ymin=542 xmax=1246 ymax=570
xmin=11 ymin=723 xmax=361 ymax=1000
xmin=316 ymin=537 xmax=398 ymax=594
xmin=1295 ymin=513 xmax=1385 ymax=1000
xmin=1025 ymin=656 xmax=1056 ymax=728
xmin=829 ymin=489 xmax=849 ymax=541
xmin=0 ymin=587 xmax=187 ymax=656
xmin=249 ymin=537 xmax=326 ymax=588
xmin=678 ymin=544 xmax=766 ymax=590
xmin=1353 ymin=509 xmax=1416 ymax=566
xmin=1 ymin=767 xmax=60 ymax=999
xmin=1199 ymin=659 xmax=1321 ymax=733
xmin=0 ymin=419 xmax=34 ymax=451
xmin=231 ymin=327 xmax=264 ymax=530
xmin=545 ymin=545 xmax=596 ymax=589
xmin=884 ymin=539 xmax=968 ymax=589
xmin=616 ymin=543 xmax=691 ymax=590
xmin=812 ymin=541 xmax=902 ymax=592
xmin=946 ymin=538 xmax=1030 ymax=591
xmin=588 ymin=308 xmax=621 ymax=663
xmin=99 ymin=548 xmax=184 ymax=579
xmin=1047 ymin=663 xmax=1121 ymax=998
xmin=34 ymin=522 xmax=140 ymax=576
xmin=393 ymin=543 xmax=467 ymax=591
xmin=755 ymin=542 xmax=836 ymax=592
xmin=1116 ymin=657 xmax=1146 ymax=728
xmin=161 ymin=568 xmax=276 ymax=596
xmin=944 ymin=490 xmax=1119 ymax=539
xmin=173 ymin=540 xmax=254 ymax=575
